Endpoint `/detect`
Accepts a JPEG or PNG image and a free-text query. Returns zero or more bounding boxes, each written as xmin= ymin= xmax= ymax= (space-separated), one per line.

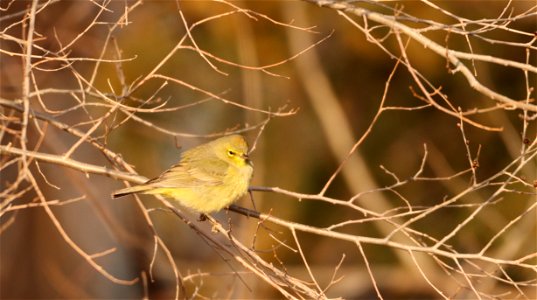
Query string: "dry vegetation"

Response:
xmin=1 ymin=0 xmax=536 ymax=299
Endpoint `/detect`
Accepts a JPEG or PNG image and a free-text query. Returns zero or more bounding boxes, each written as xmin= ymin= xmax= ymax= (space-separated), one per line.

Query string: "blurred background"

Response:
xmin=1 ymin=0 xmax=536 ymax=299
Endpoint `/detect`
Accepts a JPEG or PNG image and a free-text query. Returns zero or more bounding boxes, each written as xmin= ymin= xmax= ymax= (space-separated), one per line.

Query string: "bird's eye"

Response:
xmin=227 ymin=150 xmax=235 ymax=156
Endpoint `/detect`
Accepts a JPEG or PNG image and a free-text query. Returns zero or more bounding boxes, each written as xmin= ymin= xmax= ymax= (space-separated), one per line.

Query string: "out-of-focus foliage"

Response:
xmin=1 ymin=0 xmax=535 ymax=299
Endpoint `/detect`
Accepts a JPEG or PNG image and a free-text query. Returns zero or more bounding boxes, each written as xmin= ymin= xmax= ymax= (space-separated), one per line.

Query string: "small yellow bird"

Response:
xmin=112 ymin=135 xmax=253 ymax=213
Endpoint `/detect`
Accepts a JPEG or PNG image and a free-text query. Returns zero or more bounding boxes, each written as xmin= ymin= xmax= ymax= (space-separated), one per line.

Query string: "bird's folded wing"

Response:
xmin=146 ymin=159 xmax=226 ymax=188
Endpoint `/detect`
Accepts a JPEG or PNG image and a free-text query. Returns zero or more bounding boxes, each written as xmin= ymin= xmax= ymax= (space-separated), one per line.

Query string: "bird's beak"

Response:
xmin=242 ymin=153 xmax=253 ymax=166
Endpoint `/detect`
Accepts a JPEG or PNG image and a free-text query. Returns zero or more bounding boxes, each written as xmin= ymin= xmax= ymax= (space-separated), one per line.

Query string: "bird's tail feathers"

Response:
xmin=112 ymin=185 xmax=152 ymax=198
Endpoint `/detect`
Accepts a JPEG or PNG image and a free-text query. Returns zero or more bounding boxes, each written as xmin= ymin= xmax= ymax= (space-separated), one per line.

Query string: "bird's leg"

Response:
xmin=198 ymin=213 xmax=207 ymax=221
xmin=248 ymin=189 xmax=257 ymax=212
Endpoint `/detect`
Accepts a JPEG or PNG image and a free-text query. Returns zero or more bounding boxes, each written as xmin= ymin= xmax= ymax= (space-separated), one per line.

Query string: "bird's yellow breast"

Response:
xmin=150 ymin=163 xmax=253 ymax=213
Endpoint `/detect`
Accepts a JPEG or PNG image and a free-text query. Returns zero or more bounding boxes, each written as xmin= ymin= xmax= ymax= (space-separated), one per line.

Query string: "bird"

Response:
xmin=112 ymin=134 xmax=253 ymax=213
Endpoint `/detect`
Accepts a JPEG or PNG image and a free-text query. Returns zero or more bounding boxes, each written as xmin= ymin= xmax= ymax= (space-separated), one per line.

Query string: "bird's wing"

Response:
xmin=146 ymin=158 xmax=227 ymax=188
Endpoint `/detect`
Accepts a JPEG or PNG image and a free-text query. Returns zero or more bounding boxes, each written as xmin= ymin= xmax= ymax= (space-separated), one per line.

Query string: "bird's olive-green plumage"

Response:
xmin=112 ymin=135 xmax=253 ymax=213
